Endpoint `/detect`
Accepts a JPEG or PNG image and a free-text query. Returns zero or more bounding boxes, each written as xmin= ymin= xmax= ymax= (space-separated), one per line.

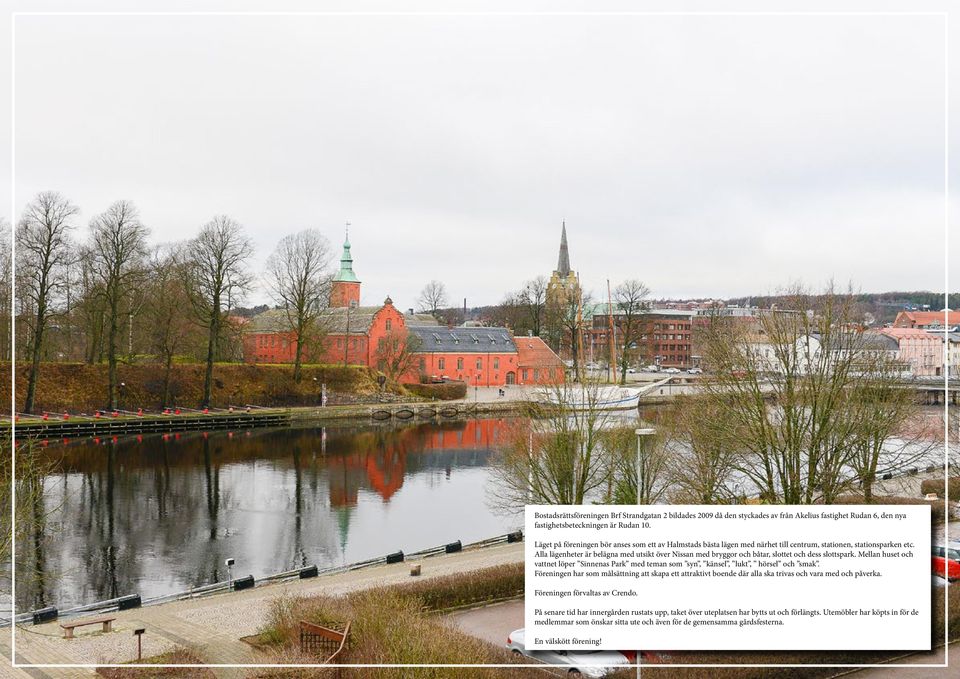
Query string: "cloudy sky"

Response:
xmin=3 ymin=2 xmax=955 ymax=309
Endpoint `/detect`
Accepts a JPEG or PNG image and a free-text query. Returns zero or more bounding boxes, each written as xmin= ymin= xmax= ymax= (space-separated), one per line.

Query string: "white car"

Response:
xmin=644 ymin=365 xmax=659 ymax=372
xmin=663 ymin=367 xmax=681 ymax=374
xmin=686 ymin=367 xmax=703 ymax=375
xmin=506 ymin=628 xmax=634 ymax=677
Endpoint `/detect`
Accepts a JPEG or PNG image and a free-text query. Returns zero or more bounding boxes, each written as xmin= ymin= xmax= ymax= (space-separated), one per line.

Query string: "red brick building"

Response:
xmin=586 ymin=308 xmax=696 ymax=369
xmin=242 ymin=233 xmax=565 ymax=386
xmin=408 ymin=325 xmax=563 ymax=386
xmin=243 ymin=298 xmax=412 ymax=366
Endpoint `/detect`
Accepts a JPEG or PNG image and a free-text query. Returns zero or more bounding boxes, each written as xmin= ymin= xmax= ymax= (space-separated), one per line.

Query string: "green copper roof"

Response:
xmin=333 ymin=234 xmax=360 ymax=283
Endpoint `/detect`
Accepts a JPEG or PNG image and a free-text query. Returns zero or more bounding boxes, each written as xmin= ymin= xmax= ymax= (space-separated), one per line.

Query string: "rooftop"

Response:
xmin=408 ymin=325 xmax=517 ymax=354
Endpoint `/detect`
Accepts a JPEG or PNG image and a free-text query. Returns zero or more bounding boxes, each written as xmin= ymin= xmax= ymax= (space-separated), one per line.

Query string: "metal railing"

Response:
xmin=5 ymin=530 xmax=523 ymax=627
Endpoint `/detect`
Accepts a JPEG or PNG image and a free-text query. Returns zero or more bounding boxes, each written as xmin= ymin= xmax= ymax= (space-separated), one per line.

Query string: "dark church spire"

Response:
xmin=556 ymin=221 xmax=571 ymax=277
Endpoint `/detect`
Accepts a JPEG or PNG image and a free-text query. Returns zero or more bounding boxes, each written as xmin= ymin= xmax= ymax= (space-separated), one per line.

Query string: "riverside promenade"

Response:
xmin=2 ymin=542 xmax=524 ymax=678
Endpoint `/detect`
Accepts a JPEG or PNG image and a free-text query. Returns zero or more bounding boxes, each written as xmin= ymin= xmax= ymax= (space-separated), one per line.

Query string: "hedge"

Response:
xmin=405 ymin=381 xmax=467 ymax=401
xmin=920 ymin=476 xmax=960 ymax=500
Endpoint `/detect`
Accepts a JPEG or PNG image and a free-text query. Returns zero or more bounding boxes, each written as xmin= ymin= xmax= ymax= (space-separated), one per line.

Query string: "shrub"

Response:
xmin=405 ymin=381 xmax=467 ymax=401
xmin=920 ymin=476 xmax=960 ymax=500
xmin=392 ymin=562 xmax=524 ymax=612
xmin=97 ymin=648 xmax=214 ymax=678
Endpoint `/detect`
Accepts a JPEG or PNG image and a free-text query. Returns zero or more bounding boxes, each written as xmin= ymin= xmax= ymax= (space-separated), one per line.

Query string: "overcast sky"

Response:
xmin=4 ymin=3 xmax=954 ymax=309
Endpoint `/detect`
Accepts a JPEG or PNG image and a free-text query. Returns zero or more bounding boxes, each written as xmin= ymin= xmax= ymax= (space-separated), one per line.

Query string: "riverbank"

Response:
xmin=10 ymin=395 xmax=529 ymax=439
xmin=6 ymin=541 xmax=525 ymax=673
xmin=2 ymin=362 xmax=387 ymax=414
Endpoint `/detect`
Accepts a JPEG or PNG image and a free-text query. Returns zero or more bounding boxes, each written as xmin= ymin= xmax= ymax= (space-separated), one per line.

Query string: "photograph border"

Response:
xmin=8 ymin=7 xmax=952 ymax=671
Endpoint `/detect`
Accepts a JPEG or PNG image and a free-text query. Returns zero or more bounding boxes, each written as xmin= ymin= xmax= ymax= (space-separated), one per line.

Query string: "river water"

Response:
xmin=19 ymin=418 xmax=522 ymax=611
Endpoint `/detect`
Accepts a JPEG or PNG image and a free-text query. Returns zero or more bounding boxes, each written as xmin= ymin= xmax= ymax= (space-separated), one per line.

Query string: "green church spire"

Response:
xmin=333 ymin=223 xmax=360 ymax=283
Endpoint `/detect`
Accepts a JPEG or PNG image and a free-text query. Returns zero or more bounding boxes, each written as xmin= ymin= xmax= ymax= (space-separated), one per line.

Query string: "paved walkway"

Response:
xmin=2 ymin=542 xmax=524 ymax=678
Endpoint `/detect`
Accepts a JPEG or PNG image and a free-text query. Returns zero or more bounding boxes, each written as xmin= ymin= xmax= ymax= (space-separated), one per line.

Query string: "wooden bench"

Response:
xmin=60 ymin=615 xmax=116 ymax=639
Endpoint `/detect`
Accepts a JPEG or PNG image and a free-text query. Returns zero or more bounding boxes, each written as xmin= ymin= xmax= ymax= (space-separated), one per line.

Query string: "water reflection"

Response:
xmin=21 ymin=418 xmax=520 ymax=611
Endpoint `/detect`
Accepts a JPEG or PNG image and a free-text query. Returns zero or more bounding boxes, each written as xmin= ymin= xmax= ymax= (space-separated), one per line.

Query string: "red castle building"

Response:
xmin=241 ymin=232 xmax=564 ymax=386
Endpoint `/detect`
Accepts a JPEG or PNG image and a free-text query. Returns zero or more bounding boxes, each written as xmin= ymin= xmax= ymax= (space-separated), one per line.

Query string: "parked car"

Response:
xmin=933 ymin=541 xmax=960 ymax=581
xmin=644 ymin=365 xmax=659 ymax=372
xmin=626 ymin=367 xmax=637 ymax=374
xmin=663 ymin=367 xmax=681 ymax=374
xmin=507 ymin=629 xmax=634 ymax=677
xmin=686 ymin=367 xmax=703 ymax=375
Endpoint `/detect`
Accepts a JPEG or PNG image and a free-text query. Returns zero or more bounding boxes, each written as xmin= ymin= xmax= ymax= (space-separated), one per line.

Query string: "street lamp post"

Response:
xmin=118 ymin=382 xmax=126 ymax=409
xmin=474 ymin=374 xmax=480 ymax=402
xmin=635 ymin=427 xmax=656 ymax=505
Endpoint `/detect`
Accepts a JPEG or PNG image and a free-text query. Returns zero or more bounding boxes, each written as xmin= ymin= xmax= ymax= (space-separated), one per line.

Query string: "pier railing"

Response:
xmin=4 ymin=530 xmax=523 ymax=627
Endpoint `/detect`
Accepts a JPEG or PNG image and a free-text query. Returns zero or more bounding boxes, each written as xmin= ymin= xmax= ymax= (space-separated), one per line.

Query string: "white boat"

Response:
xmin=536 ymin=386 xmax=641 ymax=411
xmin=534 ymin=377 xmax=675 ymax=411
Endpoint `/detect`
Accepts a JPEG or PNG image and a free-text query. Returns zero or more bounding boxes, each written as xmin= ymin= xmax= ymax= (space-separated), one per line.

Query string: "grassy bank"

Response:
xmin=4 ymin=362 xmax=383 ymax=413
xmin=253 ymin=563 xmax=626 ymax=678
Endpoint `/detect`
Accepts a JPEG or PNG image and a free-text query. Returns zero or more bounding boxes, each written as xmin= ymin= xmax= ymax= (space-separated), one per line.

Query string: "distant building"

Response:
xmin=879 ymin=327 xmax=943 ymax=377
xmin=586 ymin=308 xmax=695 ymax=369
xmin=408 ymin=325 xmax=564 ymax=386
xmin=546 ymin=222 xmax=579 ymax=309
xmin=893 ymin=309 xmax=960 ymax=331
xmin=242 ymin=233 xmax=564 ymax=385
xmin=243 ymin=233 xmax=428 ymax=367
xmin=329 ymin=232 xmax=361 ymax=308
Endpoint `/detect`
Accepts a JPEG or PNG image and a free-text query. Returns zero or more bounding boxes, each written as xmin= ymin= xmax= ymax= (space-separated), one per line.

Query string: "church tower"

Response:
xmin=329 ymin=228 xmax=361 ymax=308
xmin=546 ymin=221 xmax=580 ymax=308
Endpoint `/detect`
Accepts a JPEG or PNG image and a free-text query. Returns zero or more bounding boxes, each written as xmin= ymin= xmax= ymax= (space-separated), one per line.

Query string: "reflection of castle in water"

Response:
xmin=324 ymin=419 xmax=508 ymax=506
xmin=25 ymin=418 xmax=514 ymax=611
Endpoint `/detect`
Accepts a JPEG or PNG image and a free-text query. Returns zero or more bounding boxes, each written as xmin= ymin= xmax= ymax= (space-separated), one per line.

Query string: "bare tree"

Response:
xmin=89 ymin=200 xmax=149 ymax=409
xmin=661 ymin=397 xmax=741 ymax=503
xmin=265 ymin=230 xmax=334 ymax=382
xmin=16 ymin=192 xmax=78 ymax=412
xmin=613 ymin=279 xmax=651 ymax=384
xmin=545 ymin=287 xmax=590 ymax=381
xmin=0 ymin=219 xmax=11 ymax=364
xmin=696 ymin=284 xmax=921 ymax=504
xmin=514 ymin=276 xmax=549 ymax=337
xmin=374 ymin=329 xmax=423 ymax=384
xmin=187 ymin=216 xmax=253 ymax=406
xmin=145 ymin=245 xmax=199 ymax=406
xmin=417 ymin=280 xmax=449 ymax=320
xmin=489 ymin=379 xmax=614 ymax=511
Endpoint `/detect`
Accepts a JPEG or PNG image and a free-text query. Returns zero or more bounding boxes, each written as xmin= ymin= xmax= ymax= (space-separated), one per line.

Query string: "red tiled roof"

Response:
xmin=894 ymin=310 xmax=959 ymax=327
xmin=516 ymin=336 xmax=563 ymax=368
xmin=879 ymin=327 xmax=942 ymax=339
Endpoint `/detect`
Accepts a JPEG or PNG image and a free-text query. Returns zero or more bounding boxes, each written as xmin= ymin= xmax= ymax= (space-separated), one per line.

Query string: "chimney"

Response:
xmin=408 ymin=308 xmax=414 ymax=315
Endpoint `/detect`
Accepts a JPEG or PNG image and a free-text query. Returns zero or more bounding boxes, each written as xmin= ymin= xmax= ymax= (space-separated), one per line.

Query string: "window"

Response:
xmin=457 ymin=357 xmax=464 ymax=370
xmin=534 ymin=369 xmax=540 ymax=380
xmin=351 ymin=339 xmax=357 ymax=349
xmin=522 ymin=369 xmax=528 ymax=380
xmin=385 ymin=319 xmax=392 ymax=331
xmin=336 ymin=338 xmax=343 ymax=348
xmin=378 ymin=338 xmax=385 ymax=350
xmin=438 ymin=358 xmax=445 ymax=370
xmin=476 ymin=358 xmax=482 ymax=370
xmin=419 ymin=358 xmax=425 ymax=371
xmin=493 ymin=357 xmax=499 ymax=370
